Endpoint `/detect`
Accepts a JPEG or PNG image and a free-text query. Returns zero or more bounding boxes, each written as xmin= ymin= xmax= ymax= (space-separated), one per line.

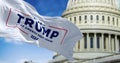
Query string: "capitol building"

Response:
xmin=49 ymin=0 xmax=120 ymax=63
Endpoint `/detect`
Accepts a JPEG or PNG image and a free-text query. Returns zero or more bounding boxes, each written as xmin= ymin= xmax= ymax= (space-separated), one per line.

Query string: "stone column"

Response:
xmin=78 ymin=41 xmax=80 ymax=51
xmin=101 ymin=33 xmax=104 ymax=51
xmin=74 ymin=42 xmax=78 ymax=51
xmin=111 ymin=37 xmax=115 ymax=52
xmin=108 ymin=34 xmax=111 ymax=52
xmin=94 ymin=33 xmax=97 ymax=51
xmin=106 ymin=35 xmax=109 ymax=51
xmin=87 ymin=33 xmax=90 ymax=51
xmin=115 ymin=35 xmax=119 ymax=53
xmin=80 ymin=37 xmax=84 ymax=51
xmin=76 ymin=16 xmax=79 ymax=25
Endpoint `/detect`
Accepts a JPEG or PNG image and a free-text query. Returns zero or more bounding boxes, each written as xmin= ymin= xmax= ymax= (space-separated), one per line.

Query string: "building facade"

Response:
xmin=49 ymin=0 xmax=120 ymax=63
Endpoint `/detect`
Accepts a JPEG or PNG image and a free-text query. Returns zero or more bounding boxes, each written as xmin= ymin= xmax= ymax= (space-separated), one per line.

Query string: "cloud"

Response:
xmin=16 ymin=57 xmax=52 ymax=63
xmin=17 ymin=59 xmax=46 ymax=63
xmin=0 ymin=27 xmax=24 ymax=44
xmin=5 ymin=38 xmax=24 ymax=45
xmin=0 ymin=26 xmax=35 ymax=45
xmin=18 ymin=59 xmax=31 ymax=63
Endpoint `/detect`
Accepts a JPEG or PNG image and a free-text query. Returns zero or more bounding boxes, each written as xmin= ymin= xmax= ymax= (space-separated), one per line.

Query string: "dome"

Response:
xmin=66 ymin=0 xmax=117 ymax=9
xmin=63 ymin=0 xmax=119 ymax=17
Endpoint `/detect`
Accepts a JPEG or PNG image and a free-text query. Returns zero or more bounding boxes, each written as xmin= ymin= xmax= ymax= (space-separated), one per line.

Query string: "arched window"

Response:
xmin=91 ymin=15 xmax=93 ymax=20
xmin=85 ymin=15 xmax=87 ymax=20
xmin=113 ymin=17 xmax=115 ymax=25
xmin=96 ymin=15 xmax=99 ymax=20
xmin=96 ymin=15 xmax=99 ymax=23
xmin=108 ymin=16 xmax=110 ymax=21
xmin=79 ymin=16 xmax=81 ymax=21
xmin=85 ymin=15 xmax=87 ymax=23
xmin=74 ymin=17 xmax=76 ymax=24
xmin=74 ymin=16 xmax=76 ymax=21
xmin=102 ymin=16 xmax=105 ymax=24
xmin=108 ymin=16 xmax=110 ymax=24
xmin=70 ymin=17 xmax=72 ymax=21
xmin=79 ymin=16 xmax=81 ymax=23
xmin=102 ymin=16 xmax=105 ymax=21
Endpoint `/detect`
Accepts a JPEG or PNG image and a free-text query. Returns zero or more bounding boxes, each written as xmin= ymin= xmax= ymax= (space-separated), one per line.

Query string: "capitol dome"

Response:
xmin=49 ymin=0 xmax=120 ymax=63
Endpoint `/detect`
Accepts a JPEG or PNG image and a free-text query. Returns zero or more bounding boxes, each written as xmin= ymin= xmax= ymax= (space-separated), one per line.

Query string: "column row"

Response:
xmin=75 ymin=33 xmax=120 ymax=53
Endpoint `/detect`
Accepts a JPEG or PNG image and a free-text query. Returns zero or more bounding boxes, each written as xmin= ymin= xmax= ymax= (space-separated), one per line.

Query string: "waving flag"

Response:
xmin=0 ymin=0 xmax=82 ymax=61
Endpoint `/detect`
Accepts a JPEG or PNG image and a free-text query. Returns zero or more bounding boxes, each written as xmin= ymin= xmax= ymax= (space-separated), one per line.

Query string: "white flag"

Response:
xmin=0 ymin=0 xmax=83 ymax=61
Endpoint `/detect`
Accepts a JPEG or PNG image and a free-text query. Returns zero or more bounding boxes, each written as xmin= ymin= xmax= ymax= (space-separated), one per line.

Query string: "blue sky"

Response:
xmin=0 ymin=0 xmax=68 ymax=63
xmin=26 ymin=0 xmax=68 ymax=16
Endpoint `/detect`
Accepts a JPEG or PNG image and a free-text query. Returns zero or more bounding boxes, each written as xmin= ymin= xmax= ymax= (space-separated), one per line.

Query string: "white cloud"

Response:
xmin=17 ymin=59 xmax=30 ymax=63
xmin=0 ymin=27 xmax=35 ymax=45
xmin=1 ymin=28 xmax=25 ymax=45
xmin=5 ymin=38 xmax=24 ymax=45
xmin=16 ymin=58 xmax=50 ymax=63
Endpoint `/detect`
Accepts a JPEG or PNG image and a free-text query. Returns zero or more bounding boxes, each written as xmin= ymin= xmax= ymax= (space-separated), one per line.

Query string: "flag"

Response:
xmin=0 ymin=0 xmax=83 ymax=61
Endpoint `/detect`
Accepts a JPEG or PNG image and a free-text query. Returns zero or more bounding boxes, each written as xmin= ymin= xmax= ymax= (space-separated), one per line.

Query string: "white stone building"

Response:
xmin=49 ymin=0 xmax=120 ymax=63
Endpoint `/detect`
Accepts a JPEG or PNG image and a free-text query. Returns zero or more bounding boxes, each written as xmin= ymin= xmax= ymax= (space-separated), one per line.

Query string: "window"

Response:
xmin=97 ymin=36 xmax=100 ymax=48
xmin=85 ymin=15 xmax=87 ymax=23
xmin=90 ymin=37 xmax=94 ymax=48
xmin=70 ymin=17 xmax=72 ymax=21
xmin=74 ymin=17 xmax=76 ymax=21
xmin=84 ymin=34 xmax=87 ymax=49
xmin=108 ymin=16 xmax=110 ymax=21
xmin=85 ymin=15 xmax=87 ymax=20
xmin=102 ymin=16 xmax=104 ymax=20
xmin=79 ymin=16 xmax=81 ymax=21
xmin=96 ymin=15 xmax=99 ymax=23
xmin=79 ymin=16 xmax=81 ymax=23
xmin=96 ymin=15 xmax=99 ymax=20
xmin=78 ymin=41 xmax=80 ymax=49
xmin=74 ymin=17 xmax=76 ymax=24
xmin=113 ymin=17 xmax=115 ymax=25
xmin=104 ymin=36 xmax=106 ymax=49
xmin=91 ymin=15 xmax=93 ymax=20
